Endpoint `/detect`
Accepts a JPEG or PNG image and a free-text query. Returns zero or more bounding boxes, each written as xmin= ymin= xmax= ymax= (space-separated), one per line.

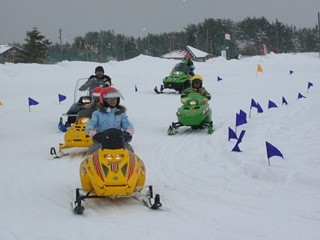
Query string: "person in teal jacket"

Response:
xmin=85 ymin=87 xmax=134 ymax=154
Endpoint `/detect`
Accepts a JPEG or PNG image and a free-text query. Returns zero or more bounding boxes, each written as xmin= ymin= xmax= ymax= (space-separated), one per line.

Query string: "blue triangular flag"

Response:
xmin=236 ymin=130 xmax=246 ymax=143
xmin=231 ymin=143 xmax=241 ymax=152
xmin=228 ymin=127 xmax=238 ymax=141
xmin=217 ymin=76 xmax=222 ymax=81
xmin=298 ymin=93 xmax=306 ymax=99
xmin=239 ymin=109 xmax=247 ymax=118
xmin=268 ymin=100 xmax=278 ymax=109
xmin=28 ymin=97 xmax=39 ymax=106
xmin=250 ymin=98 xmax=257 ymax=109
xmin=58 ymin=94 xmax=66 ymax=103
xmin=266 ymin=141 xmax=284 ymax=159
xmin=282 ymin=96 xmax=288 ymax=105
xmin=135 ymin=85 xmax=138 ymax=92
xmin=307 ymin=82 xmax=313 ymax=89
xmin=256 ymin=103 xmax=264 ymax=113
xmin=289 ymin=70 xmax=294 ymax=75
xmin=236 ymin=111 xmax=247 ymax=127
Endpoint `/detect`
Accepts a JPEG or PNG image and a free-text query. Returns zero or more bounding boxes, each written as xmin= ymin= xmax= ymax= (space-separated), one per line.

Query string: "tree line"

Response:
xmin=13 ymin=17 xmax=319 ymax=63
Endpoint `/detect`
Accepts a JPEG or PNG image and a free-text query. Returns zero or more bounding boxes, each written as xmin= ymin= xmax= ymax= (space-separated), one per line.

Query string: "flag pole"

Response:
xmin=267 ymin=158 xmax=271 ymax=166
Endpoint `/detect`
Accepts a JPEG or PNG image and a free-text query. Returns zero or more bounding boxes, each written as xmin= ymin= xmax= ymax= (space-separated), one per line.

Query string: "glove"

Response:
xmin=123 ymin=131 xmax=133 ymax=143
xmin=88 ymin=130 xmax=97 ymax=137
xmin=125 ymin=128 xmax=134 ymax=136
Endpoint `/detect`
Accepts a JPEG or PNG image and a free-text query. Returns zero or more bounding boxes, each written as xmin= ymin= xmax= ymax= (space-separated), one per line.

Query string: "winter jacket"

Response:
xmin=181 ymin=59 xmax=195 ymax=76
xmin=79 ymin=75 xmax=112 ymax=95
xmin=85 ymin=105 xmax=134 ymax=134
xmin=181 ymin=86 xmax=211 ymax=100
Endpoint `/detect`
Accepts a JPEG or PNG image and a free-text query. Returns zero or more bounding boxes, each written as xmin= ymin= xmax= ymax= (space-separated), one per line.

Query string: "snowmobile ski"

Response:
xmin=50 ymin=147 xmax=69 ymax=159
xmin=154 ymin=86 xmax=163 ymax=94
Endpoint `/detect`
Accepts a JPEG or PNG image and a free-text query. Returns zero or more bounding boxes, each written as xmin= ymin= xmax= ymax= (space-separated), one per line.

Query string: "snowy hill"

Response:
xmin=0 ymin=53 xmax=319 ymax=240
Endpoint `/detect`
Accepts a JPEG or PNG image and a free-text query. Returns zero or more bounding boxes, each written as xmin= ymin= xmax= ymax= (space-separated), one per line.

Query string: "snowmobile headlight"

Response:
xmin=79 ymin=117 xmax=90 ymax=124
xmin=104 ymin=154 xmax=113 ymax=160
xmin=82 ymin=98 xmax=91 ymax=104
xmin=189 ymin=100 xmax=197 ymax=106
xmin=115 ymin=154 xmax=124 ymax=160
xmin=173 ymin=71 xmax=181 ymax=75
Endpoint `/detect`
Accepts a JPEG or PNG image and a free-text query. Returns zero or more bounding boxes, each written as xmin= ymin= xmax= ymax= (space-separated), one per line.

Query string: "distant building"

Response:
xmin=0 ymin=45 xmax=23 ymax=63
xmin=162 ymin=45 xmax=212 ymax=62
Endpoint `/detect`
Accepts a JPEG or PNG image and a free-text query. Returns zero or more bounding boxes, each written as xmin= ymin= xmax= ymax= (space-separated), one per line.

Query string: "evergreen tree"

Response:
xmin=19 ymin=27 xmax=52 ymax=63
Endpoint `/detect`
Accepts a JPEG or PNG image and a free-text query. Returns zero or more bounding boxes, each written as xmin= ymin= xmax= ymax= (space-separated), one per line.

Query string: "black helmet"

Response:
xmin=95 ymin=66 xmax=104 ymax=73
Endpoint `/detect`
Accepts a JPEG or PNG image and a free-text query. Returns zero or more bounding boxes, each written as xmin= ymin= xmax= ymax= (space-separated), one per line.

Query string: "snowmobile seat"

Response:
xmin=93 ymin=128 xmax=126 ymax=150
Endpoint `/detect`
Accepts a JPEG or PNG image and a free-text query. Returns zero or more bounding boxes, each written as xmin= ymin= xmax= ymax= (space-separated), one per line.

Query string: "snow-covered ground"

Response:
xmin=0 ymin=53 xmax=319 ymax=240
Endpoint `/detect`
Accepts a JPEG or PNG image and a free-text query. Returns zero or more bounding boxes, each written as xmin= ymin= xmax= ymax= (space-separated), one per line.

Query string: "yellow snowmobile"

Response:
xmin=50 ymin=108 xmax=94 ymax=158
xmin=72 ymin=128 xmax=162 ymax=214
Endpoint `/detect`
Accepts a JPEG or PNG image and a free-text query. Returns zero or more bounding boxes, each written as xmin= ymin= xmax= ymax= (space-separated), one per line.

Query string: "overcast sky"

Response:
xmin=1 ymin=0 xmax=319 ymax=44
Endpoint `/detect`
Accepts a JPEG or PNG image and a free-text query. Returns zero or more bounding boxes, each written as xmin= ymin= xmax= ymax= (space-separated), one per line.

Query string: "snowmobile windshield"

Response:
xmin=172 ymin=63 xmax=190 ymax=74
xmin=93 ymin=128 xmax=126 ymax=150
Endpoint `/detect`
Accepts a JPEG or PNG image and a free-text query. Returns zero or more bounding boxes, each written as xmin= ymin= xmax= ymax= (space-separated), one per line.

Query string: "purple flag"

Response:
xmin=266 ymin=141 xmax=284 ymax=159
xmin=217 ymin=76 xmax=222 ymax=81
xmin=298 ymin=93 xmax=306 ymax=99
xmin=135 ymin=85 xmax=138 ymax=92
xmin=231 ymin=143 xmax=241 ymax=152
xmin=228 ymin=127 xmax=237 ymax=141
xmin=28 ymin=97 xmax=39 ymax=106
xmin=289 ymin=70 xmax=294 ymax=75
xmin=239 ymin=109 xmax=247 ymax=119
xmin=236 ymin=110 xmax=247 ymax=127
xmin=256 ymin=103 xmax=264 ymax=113
xmin=268 ymin=100 xmax=278 ymax=109
xmin=236 ymin=130 xmax=246 ymax=143
xmin=250 ymin=98 xmax=257 ymax=109
xmin=307 ymin=82 xmax=313 ymax=89
xmin=282 ymin=97 xmax=288 ymax=105
xmin=58 ymin=94 xmax=66 ymax=103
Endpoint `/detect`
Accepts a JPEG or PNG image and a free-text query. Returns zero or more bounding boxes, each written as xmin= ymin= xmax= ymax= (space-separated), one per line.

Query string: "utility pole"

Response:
xmin=100 ymin=30 xmax=103 ymax=63
xmin=147 ymin=32 xmax=150 ymax=53
xmin=206 ymin=28 xmax=209 ymax=52
xmin=318 ymin=12 xmax=320 ymax=58
xmin=171 ymin=32 xmax=174 ymax=50
xmin=122 ymin=38 xmax=125 ymax=60
xmin=275 ymin=19 xmax=279 ymax=53
xmin=59 ymin=29 xmax=62 ymax=60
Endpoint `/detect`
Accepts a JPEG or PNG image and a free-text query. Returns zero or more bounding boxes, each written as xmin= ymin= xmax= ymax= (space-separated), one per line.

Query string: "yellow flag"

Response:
xmin=0 ymin=101 xmax=2 ymax=106
xmin=257 ymin=64 xmax=263 ymax=73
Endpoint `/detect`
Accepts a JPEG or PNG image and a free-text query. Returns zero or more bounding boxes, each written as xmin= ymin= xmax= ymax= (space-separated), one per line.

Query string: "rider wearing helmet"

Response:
xmin=181 ymin=53 xmax=195 ymax=76
xmin=84 ymin=86 xmax=103 ymax=109
xmin=85 ymin=87 xmax=134 ymax=154
xmin=181 ymin=74 xmax=211 ymax=100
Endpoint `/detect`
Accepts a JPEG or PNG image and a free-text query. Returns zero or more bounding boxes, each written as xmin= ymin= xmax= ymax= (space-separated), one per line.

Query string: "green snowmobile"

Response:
xmin=154 ymin=63 xmax=191 ymax=94
xmin=168 ymin=92 xmax=214 ymax=135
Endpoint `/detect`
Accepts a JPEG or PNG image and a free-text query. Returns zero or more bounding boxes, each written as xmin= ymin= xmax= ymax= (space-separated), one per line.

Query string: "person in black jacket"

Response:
xmin=181 ymin=53 xmax=195 ymax=76
xmin=79 ymin=66 xmax=112 ymax=96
